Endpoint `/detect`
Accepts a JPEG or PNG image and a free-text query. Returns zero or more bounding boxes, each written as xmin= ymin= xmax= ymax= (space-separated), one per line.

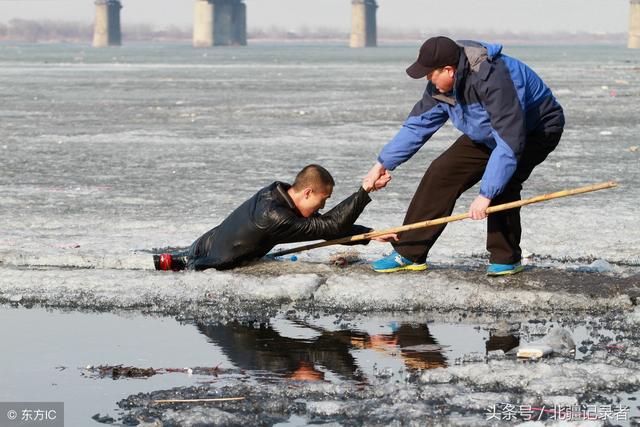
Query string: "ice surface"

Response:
xmin=116 ymin=353 xmax=640 ymax=426
xmin=1 ymin=45 xmax=639 ymax=281
xmin=0 ymin=265 xmax=635 ymax=316
xmin=420 ymin=359 xmax=640 ymax=396
xmin=1 ymin=45 xmax=639 ymax=323
xmin=1 ymin=44 xmax=639 ymax=426
xmin=161 ymin=407 xmax=243 ymax=426
xmin=584 ymin=259 xmax=614 ymax=273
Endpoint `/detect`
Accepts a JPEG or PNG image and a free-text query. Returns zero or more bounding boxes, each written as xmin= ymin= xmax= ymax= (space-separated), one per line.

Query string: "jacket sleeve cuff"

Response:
xmin=479 ymin=188 xmax=494 ymax=199
xmin=358 ymin=186 xmax=372 ymax=202
xmin=377 ymin=156 xmax=396 ymax=171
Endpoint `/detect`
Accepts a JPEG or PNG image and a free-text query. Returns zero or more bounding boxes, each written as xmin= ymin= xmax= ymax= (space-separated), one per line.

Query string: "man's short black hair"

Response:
xmin=292 ymin=164 xmax=335 ymax=192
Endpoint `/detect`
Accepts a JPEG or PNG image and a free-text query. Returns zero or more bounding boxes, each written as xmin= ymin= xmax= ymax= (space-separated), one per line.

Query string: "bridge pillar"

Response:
xmin=214 ymin=0 xmax=234 ymax=45
xmin=630 ymin=0 xmax=640 ymax=48
xmin=350 ymin=0 xmax=377 ymax=48
xmin=193 ymin=0 xmax=247 ymax=47
xmin=193 ymin=0 xmax=214 ymax=47
xmin=93 ymin=0 xmax=122 ymax=47
xmin=233 ymin=1 xmax=247 ymax=46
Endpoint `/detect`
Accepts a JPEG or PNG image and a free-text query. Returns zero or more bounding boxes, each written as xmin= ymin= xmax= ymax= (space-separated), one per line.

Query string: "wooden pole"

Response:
xmin=152 ymin=397 xmax=245 ymax=404
xmin=271 ymin=181 xmax=618 ymax=257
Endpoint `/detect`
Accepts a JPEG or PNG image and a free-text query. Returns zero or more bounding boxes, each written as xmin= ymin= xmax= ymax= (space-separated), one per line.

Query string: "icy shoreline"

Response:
xmin=115 ymin=366 xmax=639 ymax=426
xmin=1 ymin=262 xmax=637 ymax=318
xmin=111 ymin=308 xmax=640 ymax=426
xmin=104 ymin=306 xmax=640 ymax=426
xmin=3 ymin=287 xmax=640 ymax=426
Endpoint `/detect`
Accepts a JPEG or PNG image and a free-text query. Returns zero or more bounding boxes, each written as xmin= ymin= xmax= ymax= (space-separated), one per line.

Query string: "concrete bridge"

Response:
xmin=93 ymin=0 xmax=377 ymax=48
xmin=93 ymin=0 xmax=640 ymax=49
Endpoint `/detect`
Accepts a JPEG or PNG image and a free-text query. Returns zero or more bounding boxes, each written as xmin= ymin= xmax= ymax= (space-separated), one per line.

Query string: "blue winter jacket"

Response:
xmin=378 ymin=40 xmax=565 ymax=199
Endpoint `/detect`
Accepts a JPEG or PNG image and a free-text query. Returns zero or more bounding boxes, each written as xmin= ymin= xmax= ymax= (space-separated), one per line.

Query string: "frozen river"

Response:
xmin=0 ymin=43 xmax=639 ymax=273
xmin=0 ymin=42 xmax=639 ymax=425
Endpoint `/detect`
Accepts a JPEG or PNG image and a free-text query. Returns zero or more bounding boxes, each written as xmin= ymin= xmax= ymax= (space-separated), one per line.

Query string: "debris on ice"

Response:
xmin=517 ymin=344 xmax=552 ymax=359
xmin=516 ymin=327 xmax=575 ymax=359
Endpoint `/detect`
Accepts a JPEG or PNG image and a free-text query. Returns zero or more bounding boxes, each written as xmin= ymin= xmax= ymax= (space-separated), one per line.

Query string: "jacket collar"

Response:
xmin=432 ymin=91 xmax=456 ymax=106
xmin=274 ymin=182 xmax=297 ymax=211
xmin=428 ymin=41 xmax=494 ymax=106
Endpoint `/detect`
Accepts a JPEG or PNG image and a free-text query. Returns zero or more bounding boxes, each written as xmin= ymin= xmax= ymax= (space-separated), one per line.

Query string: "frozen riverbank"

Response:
xmin=1 ymin=261 xmax=638 ymax=317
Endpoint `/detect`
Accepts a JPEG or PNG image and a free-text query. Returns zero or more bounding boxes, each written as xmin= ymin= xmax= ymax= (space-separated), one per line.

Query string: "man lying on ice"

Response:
xmin=154 ymin=164 xmax=396 ymax=271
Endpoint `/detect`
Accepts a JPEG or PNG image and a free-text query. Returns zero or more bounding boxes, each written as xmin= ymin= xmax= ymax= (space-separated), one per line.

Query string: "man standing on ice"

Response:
xmin=155 ymin=164 xmax=396 ymax=271
xmin=363 ymin=36 xmax=565 ymax=275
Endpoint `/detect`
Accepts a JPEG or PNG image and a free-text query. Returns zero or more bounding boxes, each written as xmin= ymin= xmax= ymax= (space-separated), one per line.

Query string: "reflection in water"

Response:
xmin=197 ymin=320 xmax=361 ymax=381
xmin=486 ymin=331 xmax=520 ymax=354
xmin=195 ymin=319 xmax=519 ymax=382
xmin=349 ymin=324 xmax=447 ymax=371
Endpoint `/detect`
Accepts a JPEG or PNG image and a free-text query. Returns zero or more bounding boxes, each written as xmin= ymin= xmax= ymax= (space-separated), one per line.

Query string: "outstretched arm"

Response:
xmin=365 ymin=91 xmax=449 ymax=191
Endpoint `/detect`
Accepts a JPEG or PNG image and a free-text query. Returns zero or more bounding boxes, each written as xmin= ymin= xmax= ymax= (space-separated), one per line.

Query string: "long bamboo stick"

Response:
xmin=152 ymin=397 xmax=245 ymax=404
xmin=271 ymin=181 xmax=618 ymax=257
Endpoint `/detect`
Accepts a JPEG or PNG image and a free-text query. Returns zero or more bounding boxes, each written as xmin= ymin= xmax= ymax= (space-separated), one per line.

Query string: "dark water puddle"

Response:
xmin=0 ymin=305 xmax=637 ymax=425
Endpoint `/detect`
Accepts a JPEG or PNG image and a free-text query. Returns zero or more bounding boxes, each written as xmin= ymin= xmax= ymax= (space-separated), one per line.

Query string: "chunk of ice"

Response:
xmin=587 ymin=259 xmax=613 ymax=273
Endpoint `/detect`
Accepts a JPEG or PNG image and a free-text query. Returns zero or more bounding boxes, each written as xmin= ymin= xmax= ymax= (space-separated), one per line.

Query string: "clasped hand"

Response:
xmin=362 ymin=162 xmax=391 ymax=192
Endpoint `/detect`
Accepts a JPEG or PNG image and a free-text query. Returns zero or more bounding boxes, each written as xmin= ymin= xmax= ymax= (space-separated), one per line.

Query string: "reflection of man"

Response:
xmin=196 ymin=320 xmax=448 ymax=381
xmin=155 ymin=164 xmax=395 ymax=271
xmin=289 ymin=361 xmax=324 ymax=382
xmin=350 ymin=324 xmax=447 ymax=370
xmin=197 ymin=321 xmax=362 ymax=381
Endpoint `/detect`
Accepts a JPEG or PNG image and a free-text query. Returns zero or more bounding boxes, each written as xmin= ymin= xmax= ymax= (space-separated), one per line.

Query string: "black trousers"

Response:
xmin=393 ymin=132 xmax=562 ymax=264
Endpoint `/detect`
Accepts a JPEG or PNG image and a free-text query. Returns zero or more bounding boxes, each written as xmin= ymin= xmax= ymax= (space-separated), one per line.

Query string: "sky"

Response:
xmin=0 ymin=0 xmax=631 ymax=34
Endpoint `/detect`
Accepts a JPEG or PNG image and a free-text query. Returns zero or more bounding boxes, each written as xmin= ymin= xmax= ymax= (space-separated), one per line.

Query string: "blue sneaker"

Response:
xmin=371 ymin=251 xmax=428 ymax=273
xmin=487 ymin=262 xmax=524 ymax=276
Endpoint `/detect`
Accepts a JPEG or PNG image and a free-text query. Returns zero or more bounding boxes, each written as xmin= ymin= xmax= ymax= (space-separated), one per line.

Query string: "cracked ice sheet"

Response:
xmin=0 ymin=264 xmax=634 ymax=315
xmin=117 ymin=355 xmax=639 ymax=426
xmin=420 ymin=359 xmax=640 ymax=396
xmin=311 ymin=271 xmax=634 ymax=313
xmin=0 ymin=268 xmax=321 ymax=312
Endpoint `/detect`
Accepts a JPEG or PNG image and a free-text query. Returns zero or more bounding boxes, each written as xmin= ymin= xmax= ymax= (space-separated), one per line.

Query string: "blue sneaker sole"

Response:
xmin=486 ymin=264 xmax=525 ymax=277
xmin=372 ymin=263 xmax=428 ymax=273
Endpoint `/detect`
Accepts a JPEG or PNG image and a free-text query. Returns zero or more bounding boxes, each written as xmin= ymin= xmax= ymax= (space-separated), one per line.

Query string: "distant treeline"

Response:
xmin=0 ymin=19 xmax=626 ymax=44
xmin=0 ymin=19 xmax=191 ymax=43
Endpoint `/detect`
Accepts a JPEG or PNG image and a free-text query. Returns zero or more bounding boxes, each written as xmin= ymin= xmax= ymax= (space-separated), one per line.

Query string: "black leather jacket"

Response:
xmin=187 ymin=181 xmax=372 ymax=271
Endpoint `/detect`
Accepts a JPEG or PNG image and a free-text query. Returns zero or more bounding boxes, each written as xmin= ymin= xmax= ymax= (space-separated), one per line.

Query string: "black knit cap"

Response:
xmin=406 ymin=36 xmax=461 ymax=79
